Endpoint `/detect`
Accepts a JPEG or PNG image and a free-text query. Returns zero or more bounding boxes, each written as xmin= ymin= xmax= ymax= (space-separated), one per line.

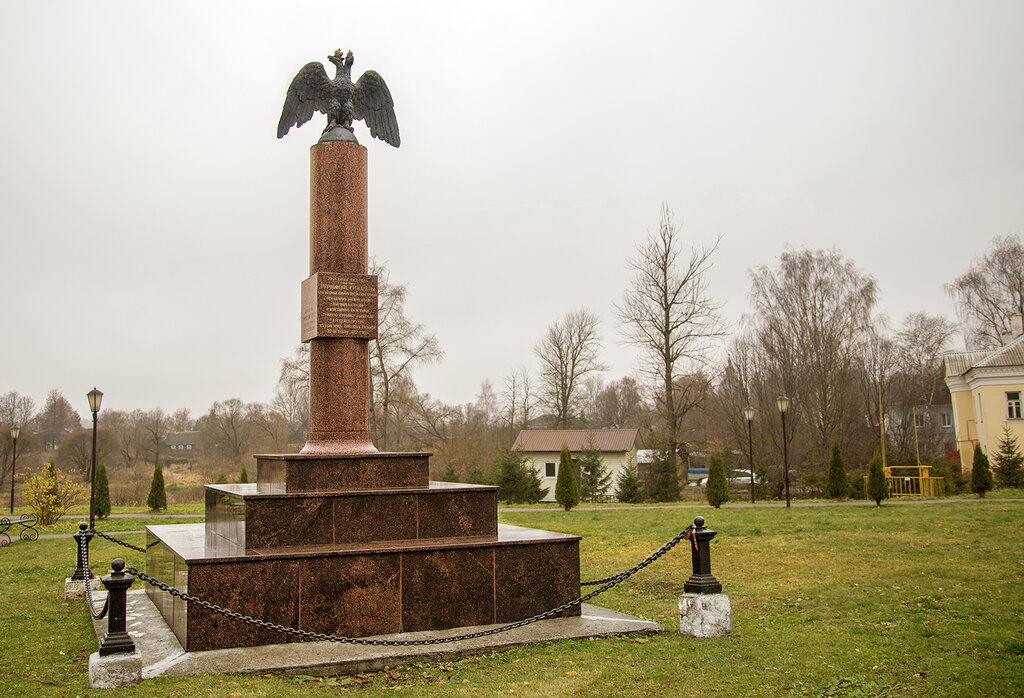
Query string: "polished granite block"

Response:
xmin=146 ymin=523 xmax=581 ymax=651
xmin=401 ymin=547 xmax=495 ymax=631
xmin=495 ymin=539 xmax=580 ymax=622
xmin=256 ymin=452 xmax=430 ymax=493
xmin=206 ymin=482 xmax=498 ymax=551
xmin=188 ymin=558 xmax=302 ymax=651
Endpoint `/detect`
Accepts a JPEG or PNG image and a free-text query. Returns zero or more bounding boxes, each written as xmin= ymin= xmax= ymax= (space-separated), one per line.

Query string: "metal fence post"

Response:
xmin=98 ymin=559 xmax=136 ymax=656
xmin=71 ymin=522 xmax=94 ymax=581
xmin=683 ymin=516 xmax=722 ymax=594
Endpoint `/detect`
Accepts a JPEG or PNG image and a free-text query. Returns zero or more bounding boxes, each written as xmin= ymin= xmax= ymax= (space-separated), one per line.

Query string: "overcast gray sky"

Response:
xmin=2 ymin=1 xmax=1022 ymax=420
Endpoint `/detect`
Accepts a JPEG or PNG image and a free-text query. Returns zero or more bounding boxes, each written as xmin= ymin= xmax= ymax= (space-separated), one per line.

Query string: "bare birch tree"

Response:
xmin=534 ymin=308 xmax=607 ymax=428
xmin=946 ymin=234 xmax=1024 ymax=348
xmin=615 ymin=205 xmax=724 ymax=471
xmin=370 ymin=261 xmax=443 ymax=448
xmin=748 ymin=247 xmax=876 ymax=466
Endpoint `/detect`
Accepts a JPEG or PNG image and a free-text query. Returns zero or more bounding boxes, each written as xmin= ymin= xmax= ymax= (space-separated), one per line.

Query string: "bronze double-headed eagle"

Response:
xmin=278 ymin=49 xmax=400 ymax=147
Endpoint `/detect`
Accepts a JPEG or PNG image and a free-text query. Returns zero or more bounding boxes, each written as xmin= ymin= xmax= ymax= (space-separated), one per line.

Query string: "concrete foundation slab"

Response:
xmin=92 ymin=590 xmax=660 ymax=681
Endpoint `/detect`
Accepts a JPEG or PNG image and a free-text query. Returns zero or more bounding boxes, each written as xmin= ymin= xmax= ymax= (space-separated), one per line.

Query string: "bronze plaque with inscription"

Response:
xmin=301 ymin=272 xmax=378 ymax=341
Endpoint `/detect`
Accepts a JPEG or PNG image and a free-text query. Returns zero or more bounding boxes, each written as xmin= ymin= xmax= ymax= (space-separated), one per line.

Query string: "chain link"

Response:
xmin=123 ymin=523 xmax=696 ymax=647
xmin=78 ymin=533 xmax=109 ymax=621
xmin=88 ymin=528 xmax=148 ymax=553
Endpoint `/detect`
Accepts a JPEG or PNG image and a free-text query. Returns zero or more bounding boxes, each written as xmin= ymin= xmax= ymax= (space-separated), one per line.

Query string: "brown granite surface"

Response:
xmin=206 ymin=482 xmax=498 ymax=550
xmin=310 ymin=142 xmax=367 ymax=276
xmin=255 ymin=452 xmax=430 ymax=493
xmin=305 ymin=337 xmax=374 ymax=454
xmin=401 ymin=547 xmax=495 ymax=631
xmin=146 ymin=523 xmax=582 ymax=651
xmin=304 ymin=141 xmax=375 ymax=456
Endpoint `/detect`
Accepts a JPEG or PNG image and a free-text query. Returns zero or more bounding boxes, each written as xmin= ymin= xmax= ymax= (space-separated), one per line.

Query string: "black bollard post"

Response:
xmin=683 ymin=516 xmax=722 ymax=594
xmin=98 ymin=559 xmax=136 ymax=656
xmin=71 ymin=522 xmax=95 ymax=581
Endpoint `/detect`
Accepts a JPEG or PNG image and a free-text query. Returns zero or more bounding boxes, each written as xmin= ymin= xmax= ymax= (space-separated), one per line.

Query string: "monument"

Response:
xmin=144 ymin=50 xmax=582 ymax=651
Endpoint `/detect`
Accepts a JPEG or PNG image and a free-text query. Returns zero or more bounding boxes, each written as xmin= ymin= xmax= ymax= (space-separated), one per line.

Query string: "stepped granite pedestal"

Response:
xmin=145 ymin=139 xmax=582 ymax=652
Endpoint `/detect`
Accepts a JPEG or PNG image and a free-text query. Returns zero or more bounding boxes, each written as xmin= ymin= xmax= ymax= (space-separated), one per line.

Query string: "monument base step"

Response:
xmin=146 ymin=522 xmax=581 ymax=652
xmin=100 ymin=590 xmax=661 ymax=681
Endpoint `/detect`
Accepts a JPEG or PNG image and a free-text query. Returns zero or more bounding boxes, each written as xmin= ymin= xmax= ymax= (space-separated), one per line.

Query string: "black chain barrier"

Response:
xmin=78 ymin=533 xmax=109 ymax=621
xmin=84 ymin=523 xmax=696 ymax=647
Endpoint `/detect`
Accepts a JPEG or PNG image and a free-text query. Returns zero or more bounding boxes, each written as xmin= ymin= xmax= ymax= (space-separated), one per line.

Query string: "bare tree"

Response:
xmin=33 ymin=389 xmax=83 ymax=450
xmin=168 ymin=408 xmax=194 ymax=432
xmin=143 ymin=408 xmax=169 ymax=467
xmin=103 ymin=409 xmax=147 ymax=469
xmin=198 ymin=399 xmax=253 ymax=469
xmin=0 ymin=391 xmax=37 ymax=493
xmin=946 ymin=234 xmax=1024 ymax=348
xmin=748 ymin=248 xmax=876 ymax=468
xmin=615 ymin=205 xmax=724 ymax=471
xmin=370 ymin=261 xmax=444 ymax=448
xmin=500 ymin=366 xmax=536 ymax=444
xmin=57 ymin=428 xmax=119 ymax=478
xmin=275 ymin=344 xmax=310 ymax=443
xmin=534 ymin=308 xmax=607 ymax=428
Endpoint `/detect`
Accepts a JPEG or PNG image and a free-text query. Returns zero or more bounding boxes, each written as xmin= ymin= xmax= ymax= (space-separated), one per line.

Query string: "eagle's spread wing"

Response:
xmin=278 ymin=62 xmax=333 ymax=139
xmin=353 ymin=70 xmax=400 ymax=147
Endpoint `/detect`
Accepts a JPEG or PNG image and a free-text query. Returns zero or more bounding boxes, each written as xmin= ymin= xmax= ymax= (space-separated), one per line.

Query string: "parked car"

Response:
xmin=699 ymin=469 xmax=765 ymax=487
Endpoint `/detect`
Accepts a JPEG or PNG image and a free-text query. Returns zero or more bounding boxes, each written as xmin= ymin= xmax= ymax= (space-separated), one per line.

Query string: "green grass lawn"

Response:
xmin=1 ymin=501 xmax=1021 ymax=696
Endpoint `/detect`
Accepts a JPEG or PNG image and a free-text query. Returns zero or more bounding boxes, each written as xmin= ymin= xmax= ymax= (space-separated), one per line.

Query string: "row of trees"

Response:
xmin=3 ymin=228 xmax=1021 ymax=503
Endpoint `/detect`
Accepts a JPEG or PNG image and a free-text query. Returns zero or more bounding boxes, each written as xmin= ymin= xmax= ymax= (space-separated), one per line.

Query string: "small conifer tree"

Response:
xmin=615 ymin=460 xmax=644 ymax=503
xmin=867 ymin=453 xmax=888 ymax=506
xmin=705 ymin=451 xmax=729 ymax=508
xmin=993 ymin=425 xmax=1024 ymax=488
xmin=214 ymin=473 xmax=227 ymax=484
xmin=94 ymin=462 xmax=111 ymax=519
xmin=826 ymin=442 xmax=849 ymax=499
xmin=971 ymin=443 xmax=994 ymax=498
xmin=441 ymin=462 xmax=460 ymax=482
xmin=466 ymin=465 xmax=485 ymax=485
xmin=649 ymin=449 xmax=680 ymax=502
xmin=554 ymin=445 xmax=580 ymax=511
xmin=577 ymin=440 xmax=612 ymax=502
xmin=147 ymin=464 xmax=167 ymax=511
xmin=238 ymin=466 xmax=249 ymax=484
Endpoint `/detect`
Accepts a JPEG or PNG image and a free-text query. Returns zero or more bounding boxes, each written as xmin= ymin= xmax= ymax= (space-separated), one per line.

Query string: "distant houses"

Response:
xmin=944 ymin=315 xmax=1024 ymax=474
xmin=512 ymin=429 xmax=639 ymax=502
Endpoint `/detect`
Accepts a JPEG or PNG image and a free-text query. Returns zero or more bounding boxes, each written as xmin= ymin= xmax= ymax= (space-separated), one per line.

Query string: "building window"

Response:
xmin=941 ymin=412 xmax=952 ymax=428
xmin=544 ymin=462 xmax=556 ymax=478
xmin=914 ymin=412 xmax=926 ymax=428
xmin=1008 ymin=391 xmax=1022 ymax=420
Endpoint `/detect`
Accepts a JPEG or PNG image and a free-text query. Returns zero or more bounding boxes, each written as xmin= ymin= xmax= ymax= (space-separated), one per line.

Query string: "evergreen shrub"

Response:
xmin=971 ymin=443 xmax=993 ymax=498
xmin=94 ymin=462 xmax=111 ymax=519
xmin=705 ymin=451 xmax=729 ymax=508
xmin=147 ymin=464 xmax=167 ymax=511
xmin=554 ymin=445 xmax=579 ymax=511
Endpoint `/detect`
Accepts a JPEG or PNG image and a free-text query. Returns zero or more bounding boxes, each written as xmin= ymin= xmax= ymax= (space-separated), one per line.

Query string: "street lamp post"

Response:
xmin=777 ymin=395 xmax=791 ymax=508
xmin=9 ymin=427 xmax=19 ymax=514
xmin=743 ymin=406 xmax=755 ymax=504
xmin=87 ymin=388 xmax=103 ymax=529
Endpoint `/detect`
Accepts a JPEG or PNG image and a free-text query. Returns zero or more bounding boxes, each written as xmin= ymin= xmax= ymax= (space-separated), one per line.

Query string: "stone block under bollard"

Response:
xmin=677 ymin=516 xmax=732 ymax=638
xmin=679 ymin=593 xmax=732 ymax=637
xmin=88 ymin=648 xmax=142 ymax=689
xmin=64 ymin=576 xmax=98 ymax=601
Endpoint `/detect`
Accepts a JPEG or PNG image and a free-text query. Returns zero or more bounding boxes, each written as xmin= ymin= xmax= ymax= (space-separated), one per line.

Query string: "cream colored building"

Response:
xmin=512 ymin=429 xmax=639 ymax=502
xmin=943 ymin=316 xmax=1024 ymax=474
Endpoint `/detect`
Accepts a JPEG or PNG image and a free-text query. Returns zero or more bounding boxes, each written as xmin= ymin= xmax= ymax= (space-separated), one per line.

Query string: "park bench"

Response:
xmin=0 ymin=514 xmax=39 ymax=546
